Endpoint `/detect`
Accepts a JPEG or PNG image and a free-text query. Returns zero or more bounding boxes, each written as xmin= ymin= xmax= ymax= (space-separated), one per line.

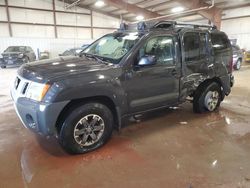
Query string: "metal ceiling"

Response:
xmin=78 ymin=0 xmax=250 ymax=22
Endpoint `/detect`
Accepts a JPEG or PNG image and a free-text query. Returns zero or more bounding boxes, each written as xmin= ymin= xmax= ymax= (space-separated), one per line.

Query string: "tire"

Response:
xmin=193 ymin=82 xmax=222 ymax=113
xmin=0 ymin=65 xmax=6 ymax=69
xmin=235 ymin=59 xmax=242 ymax=70
xmin=59 ymin=103 xmax=114 ymax=154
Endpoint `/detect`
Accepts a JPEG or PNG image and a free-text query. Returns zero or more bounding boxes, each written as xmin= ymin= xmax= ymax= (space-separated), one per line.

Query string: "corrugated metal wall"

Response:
xmin=0 ymin=0 xmax=119 ymax=58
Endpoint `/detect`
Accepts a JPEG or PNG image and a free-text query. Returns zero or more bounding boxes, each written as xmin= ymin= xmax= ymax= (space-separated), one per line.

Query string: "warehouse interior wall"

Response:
xmin=221 ymin=7 xmax=250 ymax=50
xmin=0 ymin=0 xmax=119 ymax=58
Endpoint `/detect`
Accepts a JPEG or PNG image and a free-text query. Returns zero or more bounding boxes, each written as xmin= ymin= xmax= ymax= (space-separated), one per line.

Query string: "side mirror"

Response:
xmin=138 ymin=55 xmax=156 ymax=66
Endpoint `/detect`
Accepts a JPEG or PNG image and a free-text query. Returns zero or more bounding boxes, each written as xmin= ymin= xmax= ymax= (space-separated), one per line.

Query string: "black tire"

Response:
xmin=234 ymin=59 xmax=241 ymax=70
xmin=59 ymin=103 xmax=114 ymax=154
xmin=0 ymin=65 xmax=6 ymax=69
xmin=193 ymin=82 xmax=222 ymax=113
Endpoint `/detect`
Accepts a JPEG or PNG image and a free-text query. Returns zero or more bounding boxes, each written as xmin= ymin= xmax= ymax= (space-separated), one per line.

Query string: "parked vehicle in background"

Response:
xmin=39 ymin=51 xmax=50 ymax=60
xmin=0 ymin=46 xmax=36 ymax=68
xmin=11 ymin=21 xmax=234 ymax=154
xmin=232 ymin=45 xmax=243 ymax=70
xmin=245 ymin=51 xmax=250 ymax=63
xmin=81 ymin=44 xmax=89 ymax=50
xmin=59 ymin=48 xmax=83 ymax=56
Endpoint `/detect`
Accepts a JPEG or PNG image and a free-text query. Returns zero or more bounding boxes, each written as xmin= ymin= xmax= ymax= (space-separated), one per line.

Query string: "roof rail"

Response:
xmin=118 ymin=20 xmax=217 ymax=32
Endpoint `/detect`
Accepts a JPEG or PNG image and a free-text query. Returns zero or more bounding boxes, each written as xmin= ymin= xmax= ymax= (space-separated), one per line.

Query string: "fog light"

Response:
xmin=26 ymin=114 xmax=36 ymax=129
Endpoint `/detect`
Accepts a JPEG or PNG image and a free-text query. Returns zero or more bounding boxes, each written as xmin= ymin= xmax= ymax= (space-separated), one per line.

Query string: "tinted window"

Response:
xmin=232 ymin=45 xmax=240 ymax=51
xmin=27 ymin=47 xmax=33 ymax=52
xmin=5 ymin=46 xmax=25 ymax=52
xmin=184 ymin=32 xmax=200 ymax=61
xmin=211 ymin=33 xmax=230 ymax=51
xmin=184 ymin=32 xmax=208 ymax=62
xmin=139 ymin=36 xmax=174 ymax=65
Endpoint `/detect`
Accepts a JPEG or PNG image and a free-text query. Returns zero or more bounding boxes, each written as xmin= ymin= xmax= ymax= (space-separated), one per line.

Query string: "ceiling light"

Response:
xmin=171 ymin=6 xmax=184 ymax=13
xmin=95 ymin=1 xmax=105 ymax=7
xmin=136 ymin=15 xmax=144 ymax=21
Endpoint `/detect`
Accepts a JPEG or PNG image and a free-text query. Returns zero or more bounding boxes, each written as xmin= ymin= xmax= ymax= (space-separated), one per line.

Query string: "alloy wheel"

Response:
xmin=73 ymin=114 xmax=105 ymax=146
xmin=204 ymin=91 xmax=219 ymax=111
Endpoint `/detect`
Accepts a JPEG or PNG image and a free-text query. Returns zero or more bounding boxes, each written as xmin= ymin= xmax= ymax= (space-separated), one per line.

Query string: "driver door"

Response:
xmin=125 ymin=35 xmax=180 ymax=113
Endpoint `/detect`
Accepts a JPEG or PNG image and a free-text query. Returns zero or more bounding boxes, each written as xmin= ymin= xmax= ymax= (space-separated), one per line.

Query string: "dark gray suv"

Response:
xmin=11 ymin=21 xmax=234 ymax=154
xmin=0 ymin=46 xmax=36 ymax=68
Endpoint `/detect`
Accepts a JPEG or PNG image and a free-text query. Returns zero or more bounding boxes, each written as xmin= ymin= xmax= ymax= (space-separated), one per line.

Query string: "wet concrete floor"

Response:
xmin=1 ymin=66 xmax=250 ymax=188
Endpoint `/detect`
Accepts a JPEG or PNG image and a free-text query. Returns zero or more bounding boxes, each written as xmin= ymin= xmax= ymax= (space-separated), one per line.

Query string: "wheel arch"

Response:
xmin=195 ymin=77 xmax=225 ymax=101
xmin=55 ymin=95 xmax=120 ymax=134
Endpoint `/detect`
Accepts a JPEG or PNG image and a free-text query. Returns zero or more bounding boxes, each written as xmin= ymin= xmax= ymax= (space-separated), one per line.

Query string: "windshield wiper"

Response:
xmin=81 ymin=53 xmax=109 ymax=65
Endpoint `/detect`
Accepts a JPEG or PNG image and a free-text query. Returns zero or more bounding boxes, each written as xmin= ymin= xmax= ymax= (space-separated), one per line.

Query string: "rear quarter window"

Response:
xmin=211 ymin=33 xmax=231 ymax=51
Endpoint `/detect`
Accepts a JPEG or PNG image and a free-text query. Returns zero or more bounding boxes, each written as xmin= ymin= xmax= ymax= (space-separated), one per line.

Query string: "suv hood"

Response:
xmin=18 ymin=56 xmax=115 ymax=83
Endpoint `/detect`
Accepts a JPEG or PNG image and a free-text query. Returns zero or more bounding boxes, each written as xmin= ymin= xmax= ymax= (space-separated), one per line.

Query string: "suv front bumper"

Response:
xmin=12 ymin=97 xmax=68 ymax=136
xmin=10 ymin=76 xmax=69 ymax=136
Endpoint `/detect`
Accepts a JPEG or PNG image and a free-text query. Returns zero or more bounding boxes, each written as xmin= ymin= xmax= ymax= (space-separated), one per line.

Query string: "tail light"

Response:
xmin=229 ymin=57 xmax=233 ymax=73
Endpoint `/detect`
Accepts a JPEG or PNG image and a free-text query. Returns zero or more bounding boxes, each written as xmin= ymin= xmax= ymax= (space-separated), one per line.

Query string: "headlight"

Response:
xmin=25 ymin=82 xmax=50 ymax=101
xmin=18 ymin=53 xmax=24 ymax=58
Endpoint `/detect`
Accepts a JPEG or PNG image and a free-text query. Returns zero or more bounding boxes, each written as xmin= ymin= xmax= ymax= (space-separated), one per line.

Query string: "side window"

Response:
xmin=27 ymin=47 xmax=33 ymax=52
xmin=211 ymin=33 xmax=231 ymax=51
xmin=139 ymin=36 xmax=174 ymax=65
xmin=184 ymin=32 xmax=200 ymax=62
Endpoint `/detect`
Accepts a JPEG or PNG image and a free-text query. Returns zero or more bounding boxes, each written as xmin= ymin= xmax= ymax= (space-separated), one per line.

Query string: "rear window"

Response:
xmin=211 ymin=33 xmax=231 ymax=51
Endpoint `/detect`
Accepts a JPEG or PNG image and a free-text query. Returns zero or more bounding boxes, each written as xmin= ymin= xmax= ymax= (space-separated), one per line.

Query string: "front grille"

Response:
xmin=13 ymin=76 xmax=30 ymax=96
xmin=22 ymin=82 xmax=29 ymax=94
xmin=15 ymin=77 xmax=21 ymax=89
xmin=3 ymin=55 xmax=18 ymax=62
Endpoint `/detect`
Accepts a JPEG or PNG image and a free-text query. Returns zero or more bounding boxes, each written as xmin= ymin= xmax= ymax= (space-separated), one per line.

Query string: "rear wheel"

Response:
xmin=193 ymin=82 xmax=222 ymax=113
xmin=59 ymin=102 xmax=114 ymax=154
xmin=0 ymin=65 xmax=6 ymax=69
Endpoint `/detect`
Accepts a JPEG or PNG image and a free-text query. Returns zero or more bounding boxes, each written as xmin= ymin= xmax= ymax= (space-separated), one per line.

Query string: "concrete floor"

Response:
xmin=1 ymin=66 xmax=250 ymax=188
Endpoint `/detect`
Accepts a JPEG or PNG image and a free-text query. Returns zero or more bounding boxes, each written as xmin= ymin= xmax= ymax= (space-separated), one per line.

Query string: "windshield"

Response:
xmin=83 ymin=32 xmax=141 ymax=64
xmin=62 ymin=48 xmax=82 ymax=56
xmin=5 ymin=46 xmax=25 ymax=52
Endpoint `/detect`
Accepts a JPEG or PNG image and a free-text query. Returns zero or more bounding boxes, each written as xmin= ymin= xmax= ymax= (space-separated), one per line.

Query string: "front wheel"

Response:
xmin=59 ymin=103 xmax=114 ymax=154
xmin=193 ymin=82 xmax=222 ymax=113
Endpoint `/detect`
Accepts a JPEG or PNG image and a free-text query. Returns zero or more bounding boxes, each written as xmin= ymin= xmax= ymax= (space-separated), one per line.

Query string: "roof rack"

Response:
xmin=118 ymin=20 xmax=217 ymax=32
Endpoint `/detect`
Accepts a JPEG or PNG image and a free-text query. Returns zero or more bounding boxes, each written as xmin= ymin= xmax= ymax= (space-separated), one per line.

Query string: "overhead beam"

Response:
xmin=102 ymin=0 xmax=160 ymax=19
xmin=4 ymin=0 xmax=12 ymax=37
xmin=59 ymin=0 xmax=122 ymax=20
xmin=175 ymin=0 xmax=222 ymax=29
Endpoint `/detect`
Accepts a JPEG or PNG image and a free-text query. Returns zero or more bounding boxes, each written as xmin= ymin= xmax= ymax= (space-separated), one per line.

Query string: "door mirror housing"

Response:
xmin=138 ymin=55 xmax=156 ymax=66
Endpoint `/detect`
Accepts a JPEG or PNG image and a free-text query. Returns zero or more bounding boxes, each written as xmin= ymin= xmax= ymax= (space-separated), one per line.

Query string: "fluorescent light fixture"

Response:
xmin=171 ymin=6 xmax=184 ymax=13
xmin=136 ymin=15 xmax=144 ymax=21
xmin=95 ymin=0 xmax=105 ymax=7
